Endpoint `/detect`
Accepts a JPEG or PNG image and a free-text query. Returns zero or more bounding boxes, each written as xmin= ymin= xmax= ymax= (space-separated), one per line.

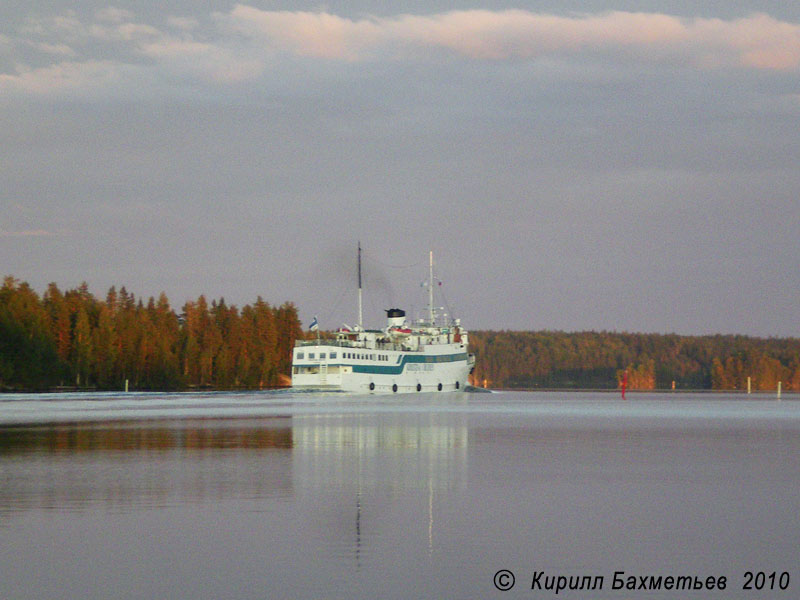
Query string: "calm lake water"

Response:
xmin=1 ymin=391 xmax=798 ymax=599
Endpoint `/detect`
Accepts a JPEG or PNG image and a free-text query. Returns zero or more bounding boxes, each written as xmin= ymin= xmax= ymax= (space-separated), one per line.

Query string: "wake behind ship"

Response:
xmin=291 ymin=247 xmax=475 ymax=393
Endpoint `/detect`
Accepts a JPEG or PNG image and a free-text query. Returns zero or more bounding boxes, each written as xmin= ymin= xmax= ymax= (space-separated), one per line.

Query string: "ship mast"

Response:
xmin=428 ymin=250 xmax=434 ymax=325
xmin=357 ymin=241 xmax=363 ymax=330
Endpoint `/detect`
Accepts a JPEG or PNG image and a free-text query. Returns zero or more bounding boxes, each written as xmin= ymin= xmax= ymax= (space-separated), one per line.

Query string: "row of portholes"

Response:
xmin=368 ymin=381 xmax=461 ymax=392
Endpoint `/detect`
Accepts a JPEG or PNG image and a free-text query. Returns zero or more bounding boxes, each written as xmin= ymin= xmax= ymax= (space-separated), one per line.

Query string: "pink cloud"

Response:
xmin=3 ymin=7 xmax=799 ymax=99
xmin=223 ymin=6 xmax=382 ymax=60
xmin=0 ymin=60 xmax=122 ymax=95
xmin=223 ymin=7 xmax=800 ymax=70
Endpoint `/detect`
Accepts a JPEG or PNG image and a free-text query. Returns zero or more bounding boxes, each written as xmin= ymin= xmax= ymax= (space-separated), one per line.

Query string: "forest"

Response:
xmin=0 ymin=276 xmax=301 ymax=391
xmin=468 ymin=330 xmax=800 ymax=391
xmin=2 ymin=275 xmax=799 ymax=392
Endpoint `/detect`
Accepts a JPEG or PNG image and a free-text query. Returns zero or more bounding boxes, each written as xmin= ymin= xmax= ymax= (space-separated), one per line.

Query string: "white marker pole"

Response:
xmin=777 ymin=381 xmax=782 ymax=400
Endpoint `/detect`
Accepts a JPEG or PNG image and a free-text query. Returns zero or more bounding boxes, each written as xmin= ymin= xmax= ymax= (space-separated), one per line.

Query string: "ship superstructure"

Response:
xmin=291 ymin=246 xmax=474 ymax=393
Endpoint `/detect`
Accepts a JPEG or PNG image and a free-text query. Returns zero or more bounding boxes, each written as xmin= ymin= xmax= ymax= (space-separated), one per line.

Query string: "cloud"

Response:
xmin=94 ymin=7 xmax=135 ymax=24
xmin=696 ymin=13 xmax=800 ymax=70
xmin=88 ymin=20 xmax=161 ymax=43
xmin=222 ymin=7 xmax=800 ymax=69
xmin=28 ymin=41 xmax=76 ymax=56
xmin=166 ymin=16 xmax=199 ymax=31
xmin=137 ymin=38 xmax=263 ymax=83
xmin=220 ymin=5 xmax=384 ymax=60
xmin=3 ymin=7 xmax=799 ymax=98
xmin=18 ymin=11 xmax=87 ymax=44
xmin=0 ymin=60 xmax=123 ymax=95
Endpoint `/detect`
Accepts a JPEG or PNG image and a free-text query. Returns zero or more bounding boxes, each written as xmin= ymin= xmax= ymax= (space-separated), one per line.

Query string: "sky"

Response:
xmin=1 ymin=1 xmax=799 ymax=337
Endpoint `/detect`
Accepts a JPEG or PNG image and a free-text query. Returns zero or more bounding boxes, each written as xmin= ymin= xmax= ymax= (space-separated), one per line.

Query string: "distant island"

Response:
xmin=2 ymin=276 xmax=798 ymax=392
xmin=469 ymin=330 xmax=800 ymax=391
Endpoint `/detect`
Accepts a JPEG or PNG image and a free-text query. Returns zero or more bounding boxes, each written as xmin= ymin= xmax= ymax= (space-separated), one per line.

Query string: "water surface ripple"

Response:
xmin=1 ymin=391 xmax=797 ymax=599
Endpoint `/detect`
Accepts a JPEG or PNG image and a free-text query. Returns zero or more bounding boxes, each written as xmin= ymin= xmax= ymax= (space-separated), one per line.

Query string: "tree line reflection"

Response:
xmin=0 ymin=418 xmax=293 ymax=454
xmin=0 ymin=414 xmax=469 ymax=517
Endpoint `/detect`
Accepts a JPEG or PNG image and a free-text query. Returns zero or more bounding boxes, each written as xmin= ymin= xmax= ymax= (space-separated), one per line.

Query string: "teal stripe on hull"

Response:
xmin=351 ymin=352 xmax=468 ymax=375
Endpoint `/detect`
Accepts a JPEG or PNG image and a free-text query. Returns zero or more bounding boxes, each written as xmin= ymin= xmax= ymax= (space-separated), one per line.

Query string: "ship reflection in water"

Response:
xmin=0 ymin=407 xmax=470 ymax=595
xmin=3 ymin=394 xmax=797 ymax=600
xmin=290 ymin=413 xmax=468 ymax=562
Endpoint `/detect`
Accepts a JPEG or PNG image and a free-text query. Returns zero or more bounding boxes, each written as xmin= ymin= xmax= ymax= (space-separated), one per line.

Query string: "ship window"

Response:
xmin=297 ymin=352 xmax=304 ymax=360
xmin=309 ymin=353 xmax=315 ymax=359
xmin=330 ymin=352 xmax=337 ymax=359
xmin=320 ymin=352 xmax=326 ymax=360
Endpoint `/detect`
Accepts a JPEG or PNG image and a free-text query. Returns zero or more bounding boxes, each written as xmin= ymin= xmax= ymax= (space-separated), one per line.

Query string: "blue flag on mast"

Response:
xmin=309 ymin=316 xmax=319 ymax=331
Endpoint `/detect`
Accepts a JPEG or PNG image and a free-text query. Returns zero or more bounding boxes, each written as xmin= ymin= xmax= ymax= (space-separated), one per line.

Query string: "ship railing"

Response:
xmin=295 ymin=339 xmax=358 ymax=348
xmin=294 ymin=339 xmax=413 ymax=352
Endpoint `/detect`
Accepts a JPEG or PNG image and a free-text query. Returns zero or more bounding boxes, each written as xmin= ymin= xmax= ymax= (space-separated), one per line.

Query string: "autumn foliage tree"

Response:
xmin=1 ymin=277 xmax=62 ymax=388
xmin=3 ymin=275 xmax=799 ymax=393
xmin=470 ymin=330 xmax=800 ymax=391
xmin=0 ymin=277 xmax=301 ymax=391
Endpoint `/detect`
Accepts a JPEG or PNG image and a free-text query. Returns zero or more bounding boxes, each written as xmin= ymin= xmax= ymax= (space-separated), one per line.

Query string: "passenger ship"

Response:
xmin=291 ymin=246 xmax=475 ymax=393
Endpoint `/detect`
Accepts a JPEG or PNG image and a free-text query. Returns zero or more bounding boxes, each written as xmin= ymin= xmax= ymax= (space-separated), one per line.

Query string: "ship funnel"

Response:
xmin=385 ymin=308 xmax=406 ymax=328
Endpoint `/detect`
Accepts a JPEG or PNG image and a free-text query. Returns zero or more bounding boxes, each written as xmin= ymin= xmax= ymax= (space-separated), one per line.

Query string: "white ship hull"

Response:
xmin=292 ymin=247 xmax=474 ymax=394
xmin=292 ymin=342 xmax=471 ymax=393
